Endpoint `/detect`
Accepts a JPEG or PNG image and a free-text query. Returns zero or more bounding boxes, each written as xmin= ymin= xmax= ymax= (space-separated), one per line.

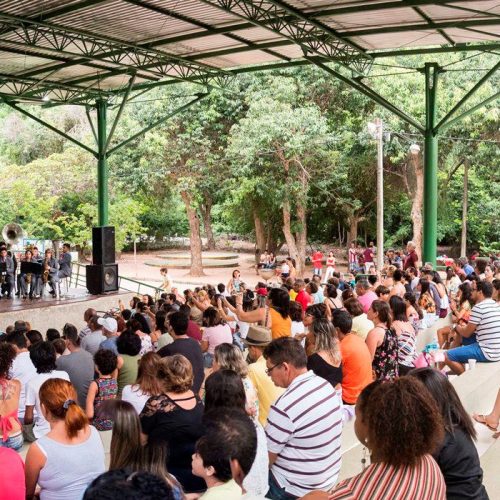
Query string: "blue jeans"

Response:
xmin=447 ymin=342 xmax=491 ymax=363
xmin=267 ymin=471 xmax=298 ymax=500
xmin=0 ymin=432 xmax=23 ymax=451
xmin=232 ymin=332 xmax=245 ymax=352
xmin=203 ymin=352 xmax=214 ymax=368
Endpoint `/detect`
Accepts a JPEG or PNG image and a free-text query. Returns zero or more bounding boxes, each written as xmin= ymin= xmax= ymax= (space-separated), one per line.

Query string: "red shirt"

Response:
xmin=363 ymin=248 xmax=374 ymax=263
xmin=186 ymin=320 xmax=202 ymax=341
xmin=404 ymin=250 xmax=418 ymax=270
xmin=295 ymin=290 xmax=312 ymax=313
xmin=312 ymin=251 xmax=323 ymax=269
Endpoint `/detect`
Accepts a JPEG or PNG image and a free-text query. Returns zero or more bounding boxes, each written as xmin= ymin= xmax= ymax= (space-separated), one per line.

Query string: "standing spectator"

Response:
xmin=201 ymin=307 xmax=233 ymax=368
xmin=264 ymin=337 xmax=342 ymax=498
xmin=24 ymin=342 xmax=70 ymax=439
xmin=157 ymin=311 xmax=204 ymax=394
xmin=355 ymin=279 xmax=377 ymax=314
xmin=245 ymin=326 xmax=284 ymax=427
xmin=86 ymin=349 xmax=118 ymax=431
xmin=122 ymin=352 xmax=163 ymax=414
xmin=140 ymin=355 xmax=205 ymax=493
xmin=79 ymin=308 xmax=97 ymax=339
xmin=365 ymin=300 xmax=399 ymax=381
xmin=5 ymin=330 xmax=36 ymax=423
xmin=403 ymin=241 xmax=419 ymax=270
xmin=332 ymin=310 xmax=373 ymax=406
xmin=409 ymin=368 xmax=488 ymax=499
xmin=99 ymin=317 xmax=120 ymax=354
xmin=81 ymin=316 xmax=106 ymax=356
xmin=363 ymin=244 xmax=374 ymax=273
xmin=0 ymin=343 xmax=23 ymax=450
xmin=445 ymin=280 xmax=500 ymax=375
xmin=25 ymin=379 xmax=105 ymax=500
xmin=348 ymin=242 xmax=358 ymax=273
xmin=311 ymin=248 xmax=324 ymax=279
xmin=56 ymin=323 xmax=95 ymax=407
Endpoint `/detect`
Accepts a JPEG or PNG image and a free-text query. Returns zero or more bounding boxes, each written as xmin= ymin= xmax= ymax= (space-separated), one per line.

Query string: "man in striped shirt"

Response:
xmin=263 ymin=337 xmax=343 ymax=499
xmin=446 ymin=280 xmax=500 ymax=374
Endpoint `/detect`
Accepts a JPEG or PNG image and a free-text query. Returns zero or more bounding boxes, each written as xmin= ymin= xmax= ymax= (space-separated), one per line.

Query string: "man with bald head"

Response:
xmin=79 ymin=308 xmax=97 ymax=339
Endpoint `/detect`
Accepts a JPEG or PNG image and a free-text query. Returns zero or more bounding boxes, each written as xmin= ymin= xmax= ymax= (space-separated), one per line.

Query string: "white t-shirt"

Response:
xmin=26 ymin=370 xmax=70 ymax=438
xmin=121 ymin=385 xmax=150 ymax=414
xmin=281 ymin=263 xmax=290 ymax=274
xmin=470 ymin=299 xmax=500 ymax=361
xmin=10 ymin=350 xmax=37 ymax=420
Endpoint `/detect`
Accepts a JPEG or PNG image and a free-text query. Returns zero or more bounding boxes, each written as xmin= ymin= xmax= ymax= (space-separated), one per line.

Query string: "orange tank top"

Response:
xmin=268 ymin=307 xmax=292 ymax=339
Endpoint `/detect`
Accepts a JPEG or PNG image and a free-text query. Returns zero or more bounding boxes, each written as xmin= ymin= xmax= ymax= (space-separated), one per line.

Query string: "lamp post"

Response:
xmin=368 ymin=118 xmax=384 ymax=271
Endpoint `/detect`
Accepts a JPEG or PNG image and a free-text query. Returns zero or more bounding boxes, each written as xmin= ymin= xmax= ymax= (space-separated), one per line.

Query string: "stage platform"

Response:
xmin=0 ymin=288 xmax=134 ymax=334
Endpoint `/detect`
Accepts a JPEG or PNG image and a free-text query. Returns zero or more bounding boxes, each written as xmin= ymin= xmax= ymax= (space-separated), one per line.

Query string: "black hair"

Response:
xmin=325 ymin=284 xmax=338 ymax=299
xmin=432 ymin=271 xmax=443 ymax=285
xmin=121 ymin=310 xmax=132 ymax=321
xmin=289 ymin=301 xmax=304 ymax=322
xmin=477 ymin=280 xmax=493 ymax=298
xmin=204 ymin=369 xmax=246 ymax=414
xmin=200 ymin=409 xmax=257 ymax=479
xmin=168 ymin=312 xmax=188 ymax=336
xmin=130 ymin=314 xmax=151 ymax=335
xmin=83 ymin=469 xmax=177 ymax=500
xmin=419 ymin=279 xmax=431 ymax=295
xmin=0 ymin=343 xmax=16 ymax=378
xmin=268 ymin=287 xmax=290 ymax=319
xmin=26 ymin=330 xmax=43 ymax=348
xmin=368 ymin=275 xmax=377 ymax=286
xmin=94 ymin=349 xmax=118 ymax=375
xmin=217 ymin=283 xmax=225 ymax=293
xmin=62 ymin=323 xmax=80 ymax=346
xmin=30 ymin=341 xmax=57 ymax=373
xmin=389 ymin=295 xmax=408 ymax=322
xmin=404 ymin=292 xmax=424 ymax=320
xmin=332 ymin=309 xmax=352 ymax=334
xmin=305 ymin=303 xmax=327 ymax=320
xmin=409 ymin=367 xmax=476 ymax=439
xmin=178 ymin=304 xmax=191 ymax=317
xmin=307 ymin=282 xmax=318 ymax=294
xmin=202 ymin=307 xmax=224 ymax=328
xmin=46 ymin=328 xmax=61 ymax=342
xmin=155 ymin=310 xmax=167 ymax=334
xmin=5 ymin=330 xmax=28 ymax=349
xmin=263 ymin=337 xmax=307 ymax=369
xmin=116 ymin=330 xmax=141 ymax=357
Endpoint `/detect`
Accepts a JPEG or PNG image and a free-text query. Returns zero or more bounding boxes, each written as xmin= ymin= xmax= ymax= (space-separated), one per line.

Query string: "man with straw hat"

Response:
xmin=245 ymin=325 xmax=284 ymax=427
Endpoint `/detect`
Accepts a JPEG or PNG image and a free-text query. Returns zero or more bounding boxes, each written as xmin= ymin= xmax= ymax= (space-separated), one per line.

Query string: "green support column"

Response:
xmin=423 ymin=63 xmax=440 ymax=266
xmin=96 ymin=99 xmax=109 ymax=227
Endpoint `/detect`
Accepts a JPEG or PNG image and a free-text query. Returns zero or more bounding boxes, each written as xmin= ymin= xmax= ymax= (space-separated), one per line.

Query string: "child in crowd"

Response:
xmin=86 ymin=349 xmax=118 ymax=431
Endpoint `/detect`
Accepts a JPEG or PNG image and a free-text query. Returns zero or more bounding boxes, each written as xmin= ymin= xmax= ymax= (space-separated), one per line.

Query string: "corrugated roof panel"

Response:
xmin=52 ymin=1 xmax=199 ymax=43
xmin=0 ymin=0 xmax=79 ymax=17
xmin=445 ymin=27 xmax=500 ymax=42
xmin=0 ymin=52 xmax=52 ymax=73
xmin=270 ymin=44 xmax=308 ymax=60
xmin=200 ymin=49 xmax=283 ymax=68
xmin=422 ymin=1 xmax=500 ymax=21
xmin=351 ymin=31 xmax=447 ymax=50
xmin=156 ymin=34 xmax=243 ymax=56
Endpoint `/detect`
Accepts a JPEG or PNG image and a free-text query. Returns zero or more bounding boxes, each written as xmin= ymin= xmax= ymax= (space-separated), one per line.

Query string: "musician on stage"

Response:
xmin=58 ymin=243 xmax=72 ymax=280
xmin=44 ymin=248 xmax=60 ymax=299
xmin=19 ymin=249 xmax=43 ymax=299
xmin=31 ymin=246 xmax=43 ymax=297
xmin=0 ymin=246 xmax=15 ymax=299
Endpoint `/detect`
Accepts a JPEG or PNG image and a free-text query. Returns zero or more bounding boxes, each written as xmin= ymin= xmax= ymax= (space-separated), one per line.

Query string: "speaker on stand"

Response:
xmin=86 ymin=226 xmax=119 ymax=295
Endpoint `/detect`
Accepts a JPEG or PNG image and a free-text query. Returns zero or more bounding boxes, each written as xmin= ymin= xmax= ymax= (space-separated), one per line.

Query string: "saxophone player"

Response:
xmin=19 ymin=249 xmax=34 ymax=299
xmin=57 ymin=243 xmax=72 ymax=280
xmin=31 ymin=246 xmax=43 ymax=298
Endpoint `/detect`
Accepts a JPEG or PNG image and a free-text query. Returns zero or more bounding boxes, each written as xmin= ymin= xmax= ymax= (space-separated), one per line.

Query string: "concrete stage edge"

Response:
xmin=0 ymin=290 xmax=135 ymax=333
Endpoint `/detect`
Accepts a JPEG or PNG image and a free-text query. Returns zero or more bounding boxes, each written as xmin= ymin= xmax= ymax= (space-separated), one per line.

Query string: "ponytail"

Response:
xmin=39 ymin=378 xmax=88 ymax=438
xmin=64 ymin=400 xmax=88 ymax=438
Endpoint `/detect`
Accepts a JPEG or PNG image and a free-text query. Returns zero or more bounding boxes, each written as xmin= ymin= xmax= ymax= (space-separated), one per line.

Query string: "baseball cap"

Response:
xmin=97 ymin=317 xmax=118 ymax=332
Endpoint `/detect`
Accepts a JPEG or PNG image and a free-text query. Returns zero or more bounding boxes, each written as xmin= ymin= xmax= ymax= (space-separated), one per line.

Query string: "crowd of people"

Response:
xmin=0 ymin=245 xmax=499 ymax=499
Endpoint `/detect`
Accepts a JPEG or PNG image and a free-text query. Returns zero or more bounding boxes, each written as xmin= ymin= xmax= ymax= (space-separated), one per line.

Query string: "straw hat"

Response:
xmin=243 ymin=325 xmax=272 ymax=346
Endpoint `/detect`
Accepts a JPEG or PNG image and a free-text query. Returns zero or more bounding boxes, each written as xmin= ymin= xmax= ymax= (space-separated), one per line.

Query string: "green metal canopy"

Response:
xmin=0 ymin=0 xmax=499 ymax=263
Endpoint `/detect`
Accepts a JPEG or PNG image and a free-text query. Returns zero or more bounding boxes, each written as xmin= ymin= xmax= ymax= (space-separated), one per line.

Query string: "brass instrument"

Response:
xmin=2 ymin=223 xmax=23 ymax=246
xmin=26 ymin=272 xmax=32 ymax=285
xmin=43 ymin=257 xmax=50 ymax=284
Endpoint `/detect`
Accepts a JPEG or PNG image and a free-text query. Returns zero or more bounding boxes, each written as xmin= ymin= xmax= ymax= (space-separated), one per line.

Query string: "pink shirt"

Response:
xmin=202 ymin=324 xmax=233 ymax=355
xmin=0 ymin=448 xmax=25 ymax=500
xmin=358 ymin=291 xmax=378 ymax=314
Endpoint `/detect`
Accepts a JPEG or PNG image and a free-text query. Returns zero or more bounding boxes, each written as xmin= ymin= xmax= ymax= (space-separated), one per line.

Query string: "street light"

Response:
xmin=367 ymin=118 xmax=384 ymax=272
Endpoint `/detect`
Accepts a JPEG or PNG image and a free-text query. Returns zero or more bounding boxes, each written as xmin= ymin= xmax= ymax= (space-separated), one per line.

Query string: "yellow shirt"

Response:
xmin=269 ymin=308 xmax=291 ymax=339
xmin=289 ymin=290 xmax=298 ymax=301
xmin=200 ymin=479 xmax=241 ymax=499
xmin=248 ymin=355 xmax=285 ymax=426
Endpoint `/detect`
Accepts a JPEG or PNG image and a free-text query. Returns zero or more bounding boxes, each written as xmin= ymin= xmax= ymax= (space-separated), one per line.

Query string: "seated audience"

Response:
xmin=474 ymin=387 xmax=500 ymax=438
xmin=200 ymin=307 xmax=233 ymax=368
xmin=264 ymin=337 xmax=342 ymax=498
xmin=389 ymin=296 xmax=417 ymax=375
xmin=25 ymin=379 xmax=105 ymax=499
xmin=343 ymin=298 xmax=374 ymax=340
xmin=409 ymin=368 xmax=488 ymax=499
xmin=355 ymin=279 xmax=377 ymax=314
xmin=86 ymin=349 xmax=118 ymax=431
xmin=81 ymin=316 xmax=106 ymax=356
xmin=0 ymin=343 xmax=22 ymax=450
xmin=332 ymin=310 xmax=373 ymax=406
xmin=116 ymin=330 xmax=142 ymax=397
xmin=0 ymin=447 xmax=25 ymax=500
xmin=140 ymin=354 xmax=205 ymax=493
xmin=329 ymin=378 xmax=446 ymax=499
xmin=24 ymin=341 xmax=70 ymax=439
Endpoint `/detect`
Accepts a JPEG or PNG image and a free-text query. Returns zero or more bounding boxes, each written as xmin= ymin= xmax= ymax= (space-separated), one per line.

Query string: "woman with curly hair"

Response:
xmin=0 ymin=343 xmax=22 ymax=450
xmin=330 ymin=377 xmax=446 ymax=499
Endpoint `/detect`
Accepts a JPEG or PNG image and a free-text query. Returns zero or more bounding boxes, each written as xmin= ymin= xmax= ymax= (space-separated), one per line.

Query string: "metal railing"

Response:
xmin=70 ymin=262 xmax=164 ymax=300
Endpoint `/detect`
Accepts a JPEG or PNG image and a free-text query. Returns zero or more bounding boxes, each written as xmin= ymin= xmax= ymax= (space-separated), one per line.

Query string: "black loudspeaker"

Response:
xmin=86 ymin=264 xmax=119 ymax=295
xmin=92 ymin=226 xmax=115 ymax=265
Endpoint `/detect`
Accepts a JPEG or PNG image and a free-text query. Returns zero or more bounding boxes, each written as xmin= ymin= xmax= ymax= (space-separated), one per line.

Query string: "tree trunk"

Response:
xmin=410 ymin=155 xmax=424 ymax=265
xmin=199 ymin=197 xmax=216 ymax=250
xmin=460 ymin=161 xmax=468 ymax=257
xmin=180 ymin=190 xmax=205 ymax=277
xmin=295 ymin=200 xmax=307 ymax=277
xmin=282 ymin=198 xmax=303 ymax=276
xmin=254 ymin=208 xmax=266 ymax=254
xmin=348 ymin=214 xmax=362 ymax=245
